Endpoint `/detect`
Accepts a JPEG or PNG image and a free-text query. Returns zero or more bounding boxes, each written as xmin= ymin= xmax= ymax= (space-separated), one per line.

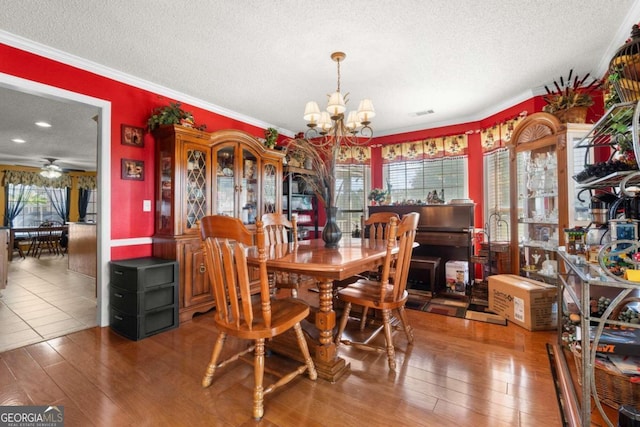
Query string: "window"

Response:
xmin=383 ymin=157 xmax=468 ymax=203
xmin=8 ymin=184 xmax=67 ymax=227
xmin=483 ymin=148 xmax=510 ymax=241
xmin=335 ymin=163 xmax=370 ymax=235
xmin=85 ymin=189 xmax=97 ymax=222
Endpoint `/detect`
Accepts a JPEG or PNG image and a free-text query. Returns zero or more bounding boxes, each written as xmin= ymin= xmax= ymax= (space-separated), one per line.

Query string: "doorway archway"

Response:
xmin=0 ymin=72 xmax=112 ymax=326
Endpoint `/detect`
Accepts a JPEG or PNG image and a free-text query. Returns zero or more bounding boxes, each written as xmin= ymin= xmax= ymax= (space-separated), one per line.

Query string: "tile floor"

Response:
xmin=0 ymin=253 xmax=97 ymax=353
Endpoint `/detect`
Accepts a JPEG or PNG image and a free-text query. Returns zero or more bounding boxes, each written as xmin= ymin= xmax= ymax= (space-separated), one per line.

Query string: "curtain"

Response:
xmin=44 ymin=187 xmax=67 ymax=223
xmin=77 ymin=175 xmax=96 ymax=222
xmin=78 ymin=188 xmax=90 ymax=221
xmin=3 ymin=184 xmax=32 ymax=227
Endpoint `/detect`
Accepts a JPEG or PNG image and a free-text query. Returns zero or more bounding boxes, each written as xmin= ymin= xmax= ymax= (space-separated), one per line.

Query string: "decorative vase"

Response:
xmin=322 ymin=206 xmax=342 ymax=248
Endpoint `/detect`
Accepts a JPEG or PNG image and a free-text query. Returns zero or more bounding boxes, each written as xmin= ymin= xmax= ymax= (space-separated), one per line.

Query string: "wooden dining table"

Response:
xmin=8 ymin=225 xmax=68 ymax=261
xmin=246 ymin=237 xmax=400 ymax=381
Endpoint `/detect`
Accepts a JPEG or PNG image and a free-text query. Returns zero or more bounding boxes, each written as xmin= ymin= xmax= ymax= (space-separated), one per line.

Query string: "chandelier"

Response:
xmin=40 ymin=159 xmax=62 ymax=179
xmin=302 ymin=52 xmax=374 ymax=147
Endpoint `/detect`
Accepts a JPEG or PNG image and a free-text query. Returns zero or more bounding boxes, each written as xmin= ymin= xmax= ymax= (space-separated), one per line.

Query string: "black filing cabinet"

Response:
xmin=109 ymin=257 xmax=179 ymax=340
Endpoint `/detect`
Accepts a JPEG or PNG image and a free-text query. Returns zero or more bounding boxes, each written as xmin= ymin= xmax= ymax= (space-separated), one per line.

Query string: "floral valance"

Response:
xmin=336 ymin=146 xmax=371 ymax=165
xmin=2 ymin=170 xmax=71 ymax=188
xmin=77 ymin=175 xmax=97 ymax=190
xmin=481 ymin=117 xmax=521 ymax=153
xmin=382 ymin=134 xmax=469 ymax=163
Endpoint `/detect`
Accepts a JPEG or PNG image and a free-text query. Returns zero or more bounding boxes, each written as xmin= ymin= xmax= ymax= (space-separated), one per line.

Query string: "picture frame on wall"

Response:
xmin=122 ymin=158 xmax=144 ymax=181
xmin=121 ymin=124 xmax=144 ymax=147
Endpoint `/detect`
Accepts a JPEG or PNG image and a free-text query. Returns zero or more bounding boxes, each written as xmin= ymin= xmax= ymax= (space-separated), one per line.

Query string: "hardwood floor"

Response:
xmin=0 ymin=297 xmax=572 ymax=427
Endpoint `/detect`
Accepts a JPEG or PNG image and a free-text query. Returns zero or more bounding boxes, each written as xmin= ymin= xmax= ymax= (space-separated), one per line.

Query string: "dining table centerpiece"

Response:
xmin=286 ymin=137 xmax=342 ymax=248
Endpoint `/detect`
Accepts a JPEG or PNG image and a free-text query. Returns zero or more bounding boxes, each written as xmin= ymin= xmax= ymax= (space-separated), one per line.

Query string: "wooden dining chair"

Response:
xmin=30 ymin=221 xmax=63 ymax=258
xmin=335 ymin=212 xmax=419 ymax=371
xmin=363 ymin=211 xmax=401 ymax=246
xmin=200 ymin=215 xmax=317 ymax=420
xmin=261 ymin=213 xmax=315 ymax=297
xmin=351 ymin=211 xmax=400 ymax=330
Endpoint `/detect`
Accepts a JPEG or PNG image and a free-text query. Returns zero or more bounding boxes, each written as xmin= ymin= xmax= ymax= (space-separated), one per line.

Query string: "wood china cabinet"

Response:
xmin=152 ymin=125 xmax=284 ymax=321
xmin=508 ymin=113 xmax=589 ymax=280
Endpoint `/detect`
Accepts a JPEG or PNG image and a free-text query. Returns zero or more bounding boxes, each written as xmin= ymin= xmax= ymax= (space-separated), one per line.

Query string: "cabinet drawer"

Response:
xmin=110 ymin=305 xmax=178 ymax=341
xmin=110 ymin=258 xmax=178 ymax=291
xmin=110 ymin=283 xmax=177 ymax=314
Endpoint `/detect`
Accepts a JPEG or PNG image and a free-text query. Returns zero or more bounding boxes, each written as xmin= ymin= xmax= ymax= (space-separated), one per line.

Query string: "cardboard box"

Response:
xmin=488 ymin=274 xmax=557 ymax=331
xmin=445 ymin=260 xmax=468 ymax=295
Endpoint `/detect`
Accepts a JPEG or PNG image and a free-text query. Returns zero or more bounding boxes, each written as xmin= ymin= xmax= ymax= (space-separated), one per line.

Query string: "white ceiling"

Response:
xmin=1 ymin=0 xmax=639 ymax=171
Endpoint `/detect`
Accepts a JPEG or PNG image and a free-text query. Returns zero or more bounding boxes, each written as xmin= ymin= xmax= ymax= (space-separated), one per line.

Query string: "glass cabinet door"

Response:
xmin=241 ymin=148 xmax=259 ymax=225
xmin=517 ymin=144 xmax=559 ymax=278
xmin=214 ymin=145 xmax=236 ymax=217
xmin=184 ymin=145 xmax=209 ymax=231
xmin=158 ymin=150 xmax=174 ymax=234
xmin=263 ymin=161 xmax=278 ymax=215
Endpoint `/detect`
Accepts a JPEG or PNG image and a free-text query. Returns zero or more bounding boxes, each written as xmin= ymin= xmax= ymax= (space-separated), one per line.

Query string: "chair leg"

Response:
xmin=335 ymin=302 xmax=351 ymax=347
xmin=253 ymin=338 xmax=266 ymax=421
xmin=293 ymin=322 xmax=317 ymax=380
xmin=359 ymin=307 xmax=369 ymax=331
xmin=396 ymin=306 xmax=414 ymax=344
xmin=202 ymin=332 xmax=227 ymax=388
xmin=381 ymin=309 xmax=397 ymax=371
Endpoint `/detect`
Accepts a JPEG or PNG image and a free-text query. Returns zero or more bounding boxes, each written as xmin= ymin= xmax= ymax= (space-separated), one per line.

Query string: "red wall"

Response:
xmin=1 ymin=43 xmax=605 ymax=258
xmin=1 ymin=44 xmax=267 ymax=260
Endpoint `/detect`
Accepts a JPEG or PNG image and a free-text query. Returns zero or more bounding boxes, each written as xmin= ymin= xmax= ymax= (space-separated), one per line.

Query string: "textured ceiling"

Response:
xmin=0 ymin=0 xmax=639 ymax=171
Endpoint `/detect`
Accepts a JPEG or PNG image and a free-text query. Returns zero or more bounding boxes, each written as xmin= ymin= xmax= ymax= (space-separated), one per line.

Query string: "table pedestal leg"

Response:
xmin=312 ymin=277 xmax=349 ymax=382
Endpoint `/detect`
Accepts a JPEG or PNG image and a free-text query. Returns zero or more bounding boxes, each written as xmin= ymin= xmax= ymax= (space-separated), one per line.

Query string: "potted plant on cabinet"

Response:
xmin=542 ymin=70 xmax=602 ymax=123
xmin=147 ymin=102 xmax=206 ymax=131
xmin=264 ymin=127 xmax=278 ymax=149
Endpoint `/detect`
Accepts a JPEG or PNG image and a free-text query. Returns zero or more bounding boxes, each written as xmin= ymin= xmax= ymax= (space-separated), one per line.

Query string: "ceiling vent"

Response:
xmin=412 ymin=110 xmax=435 ymax=117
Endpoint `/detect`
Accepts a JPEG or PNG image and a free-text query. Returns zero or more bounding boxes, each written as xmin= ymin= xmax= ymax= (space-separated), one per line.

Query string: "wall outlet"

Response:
xmin=143 ymin=200 xmax=151 ymax=212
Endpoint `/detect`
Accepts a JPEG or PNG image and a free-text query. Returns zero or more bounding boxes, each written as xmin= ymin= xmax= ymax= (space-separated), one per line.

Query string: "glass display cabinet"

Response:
xmin=283 ymin=166 xmax=319 ymax=240
xmin=508 ymin=113 xmax=589 ymax=282
xmin=153 ymin=125 xmax=284 ymax=321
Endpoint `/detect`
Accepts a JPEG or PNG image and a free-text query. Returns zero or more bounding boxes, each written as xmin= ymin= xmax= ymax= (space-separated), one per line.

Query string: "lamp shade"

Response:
xmin=357 ymin=99 xmax=375 ymax=122
xmin=303 ymin=101 xmax=320 ymax=122
xmin=318 ymin=111 xmax=332 ymax=132
xmin=327 ymin=92 xmax=346 ymax=116
xmin=345 ymin=111 xmax=361 ymax=131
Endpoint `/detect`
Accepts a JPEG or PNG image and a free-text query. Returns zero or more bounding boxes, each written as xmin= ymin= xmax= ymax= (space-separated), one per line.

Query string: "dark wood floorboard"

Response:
xmin=0 ymin=303 xmax=577 ymax=427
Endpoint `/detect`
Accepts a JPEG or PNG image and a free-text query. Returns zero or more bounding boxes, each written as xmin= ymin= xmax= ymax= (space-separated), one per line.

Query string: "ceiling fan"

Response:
xmin=40 ymin=158 xmax=63 ymax=179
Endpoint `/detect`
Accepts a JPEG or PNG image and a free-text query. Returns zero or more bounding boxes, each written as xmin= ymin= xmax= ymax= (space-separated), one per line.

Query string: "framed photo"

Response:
xmin=121 ymin=158 xmax=144 ymax=181
xmin=121 ymin=124 xmax=144 ymax=147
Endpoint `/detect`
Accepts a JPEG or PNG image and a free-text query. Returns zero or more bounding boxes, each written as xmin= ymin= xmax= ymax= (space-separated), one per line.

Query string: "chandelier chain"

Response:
xmin=336 ymin=57 xmax=341 ymax=93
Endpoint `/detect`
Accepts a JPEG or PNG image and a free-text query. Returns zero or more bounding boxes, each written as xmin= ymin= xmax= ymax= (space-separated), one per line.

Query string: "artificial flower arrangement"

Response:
xmin=368 ymin=188 xmax=388 ymax=204
xmin=542 ymin=70 xmax=601 ymax=114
